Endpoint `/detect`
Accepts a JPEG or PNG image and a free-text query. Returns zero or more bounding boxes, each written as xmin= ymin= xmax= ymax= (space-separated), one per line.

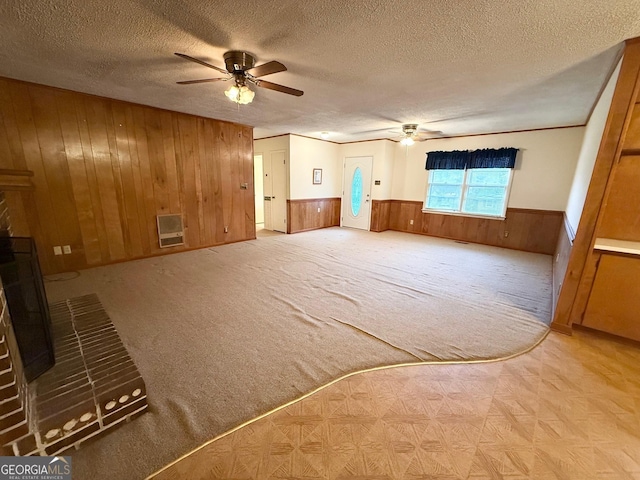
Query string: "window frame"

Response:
xmin=423 ymin=167 xmax=513 ymax=219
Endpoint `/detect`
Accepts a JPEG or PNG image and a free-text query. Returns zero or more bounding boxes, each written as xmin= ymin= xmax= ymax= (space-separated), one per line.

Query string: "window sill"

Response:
xmin=421 ymin=208 xmax=506 ymax=221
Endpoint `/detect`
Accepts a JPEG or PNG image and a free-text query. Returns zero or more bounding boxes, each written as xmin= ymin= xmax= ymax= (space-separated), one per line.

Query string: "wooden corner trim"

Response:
xmin=550 ymin=322 xmax=573 ymax=335
xmin=563 ymin=213 xmax=576 ymax=244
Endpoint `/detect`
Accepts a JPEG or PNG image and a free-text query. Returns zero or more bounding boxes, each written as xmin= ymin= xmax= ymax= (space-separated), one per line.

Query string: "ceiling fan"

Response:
xmin=397 ymin=124 xmax=443 ymax=145
xmin=174 ymin=51 xmax=304 ymax=104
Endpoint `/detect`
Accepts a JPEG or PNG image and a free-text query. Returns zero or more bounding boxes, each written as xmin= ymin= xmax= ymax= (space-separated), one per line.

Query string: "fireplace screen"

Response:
xmin=0 ymin=237 xmax=55 ymax=381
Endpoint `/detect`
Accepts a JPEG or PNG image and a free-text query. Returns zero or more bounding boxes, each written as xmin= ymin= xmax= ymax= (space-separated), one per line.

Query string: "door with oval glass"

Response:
xmin=342 ymin=156 xmax=373 ymax=230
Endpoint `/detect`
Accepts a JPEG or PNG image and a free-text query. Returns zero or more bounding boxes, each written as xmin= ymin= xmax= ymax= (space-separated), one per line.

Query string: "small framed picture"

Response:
xmin=313 ymin=168 xmax=322 ymax=185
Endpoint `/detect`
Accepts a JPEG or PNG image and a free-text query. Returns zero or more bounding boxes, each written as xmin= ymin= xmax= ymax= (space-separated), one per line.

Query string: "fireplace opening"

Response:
xmin=0 ymin=237 xmax=55 ymax=382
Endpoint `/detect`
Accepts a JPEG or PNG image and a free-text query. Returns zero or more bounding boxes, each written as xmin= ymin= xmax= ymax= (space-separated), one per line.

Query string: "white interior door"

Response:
xmin=342 ymin=156 xmax=373 ymax=230
xmin=262 ymin=150 xmax=287 ymax=233
xmin=263 ymin=155 xmax=273 ymax=230
xmin=254 ymin=154 xmax=264 ymax=225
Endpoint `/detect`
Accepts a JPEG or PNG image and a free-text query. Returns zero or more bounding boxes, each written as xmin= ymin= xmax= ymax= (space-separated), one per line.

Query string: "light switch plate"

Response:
xmin=53 ymin=246 xmax=62 ymax=256
xmin=63 ymin=245 xmax=71 ymax=254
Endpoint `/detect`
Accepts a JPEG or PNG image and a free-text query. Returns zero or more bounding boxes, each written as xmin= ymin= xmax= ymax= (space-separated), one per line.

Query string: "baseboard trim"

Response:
xmin=550 ymin=322 xmax=573 ymax=335
xmin=289 ymin=225 xmax=334 ymax=234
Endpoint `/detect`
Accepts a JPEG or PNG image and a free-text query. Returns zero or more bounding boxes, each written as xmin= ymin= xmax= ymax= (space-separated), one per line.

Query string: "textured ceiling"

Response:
xmin=1 ymin=0 xmax=639 ymax=143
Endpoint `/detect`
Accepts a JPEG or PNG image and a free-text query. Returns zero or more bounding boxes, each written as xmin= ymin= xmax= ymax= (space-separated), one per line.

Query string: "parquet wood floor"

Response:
xmin=151 ymin=330 xmax=640 ymax=479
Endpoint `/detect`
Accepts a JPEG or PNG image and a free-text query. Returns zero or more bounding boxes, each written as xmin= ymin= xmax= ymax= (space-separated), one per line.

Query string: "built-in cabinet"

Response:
xmin=583 ymin=252 xmax=640 ymax=340
xmin=553 ymin=38 xmax=640 ymax=340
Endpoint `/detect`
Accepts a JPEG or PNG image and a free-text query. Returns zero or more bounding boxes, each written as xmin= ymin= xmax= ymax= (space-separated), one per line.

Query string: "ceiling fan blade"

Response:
xmin=256 ymin=80 xmax=303 ymax=97
xmin=176 ymin=78 xmax=225 ymax=85
xmin=174 ymin=53 xmax=228 ymax=75
xmin=248 ymin=61 xmax=286 ymax=78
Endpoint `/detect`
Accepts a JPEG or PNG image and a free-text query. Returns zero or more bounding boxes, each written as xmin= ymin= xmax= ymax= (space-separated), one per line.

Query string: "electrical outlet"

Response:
xmin=555 ymin=254 xmax=560 ymax=263
xmin=53 ymin=246 xmax=62 ymax=256
xmin=409 ymin=219 xmax=414 ymax=225
xmin=224 ymin=226 xmax=229 ymax=233
xmin=317 ymin=207 xmax=321 ymax=213
xmin=63 ymin=245 xmax=71 ymax=254
xmin=504 ymin=231 xmax=509 ymax=238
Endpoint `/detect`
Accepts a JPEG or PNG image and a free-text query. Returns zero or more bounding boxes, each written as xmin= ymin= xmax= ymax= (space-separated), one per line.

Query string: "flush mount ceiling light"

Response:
xmin=320 ymin=132 xmax=330 ymax=139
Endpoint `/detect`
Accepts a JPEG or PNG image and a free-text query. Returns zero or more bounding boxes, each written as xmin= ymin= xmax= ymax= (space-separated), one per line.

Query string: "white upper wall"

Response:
xmin=340 ymin=140 xmax=395 ymax=200
xmin=254 ymin=135 xmax=291 ymax=197
xmin=254 ymin=135 xmax=289 ymax=156
xmin=391 ymin=127 xmax=585 ymax=210
xmin=289 ymin=135 xmax=341 ymax=199
xmin=255 ymin=126 xmax=589 ymax=214
xmin=564 ymin=58 xmax=622 ymax=235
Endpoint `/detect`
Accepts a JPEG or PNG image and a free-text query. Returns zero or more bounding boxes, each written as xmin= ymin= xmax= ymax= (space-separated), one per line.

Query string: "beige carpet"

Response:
xmin=44 ymin=228 xmax=552 ymax=480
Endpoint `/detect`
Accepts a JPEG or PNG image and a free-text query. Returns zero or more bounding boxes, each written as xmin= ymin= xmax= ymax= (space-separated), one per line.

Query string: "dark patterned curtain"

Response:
xmin=468 ymin=148 xmax=518 ymax=169
xmin=425 ymin=150 xmax=470 ymax=170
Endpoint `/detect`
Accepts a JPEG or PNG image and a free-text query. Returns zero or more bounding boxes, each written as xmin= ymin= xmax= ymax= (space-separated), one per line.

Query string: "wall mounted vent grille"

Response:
xmin=157 ymin=214 xmax=184 ymax=248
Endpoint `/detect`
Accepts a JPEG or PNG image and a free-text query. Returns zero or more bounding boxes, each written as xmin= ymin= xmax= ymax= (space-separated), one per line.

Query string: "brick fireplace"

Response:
xmin=0 ymin=191 xmax=148 ymax=456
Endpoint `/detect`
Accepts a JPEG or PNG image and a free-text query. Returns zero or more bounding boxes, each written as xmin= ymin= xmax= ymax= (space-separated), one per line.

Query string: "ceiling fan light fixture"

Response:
xmin=176 ymin=51 xmax=303 ymax=102
xmin=224 ymin=84 xmax=239 ymax=101
xmin=400 ymin=136 xmax=415 ymax=146
xmin=224 ymin=84 xmax=255 ymax=104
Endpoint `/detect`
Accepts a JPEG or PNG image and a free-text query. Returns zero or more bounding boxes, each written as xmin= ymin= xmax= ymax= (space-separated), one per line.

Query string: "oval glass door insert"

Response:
xmin=351 ymin=167 xmax=363 ymax=216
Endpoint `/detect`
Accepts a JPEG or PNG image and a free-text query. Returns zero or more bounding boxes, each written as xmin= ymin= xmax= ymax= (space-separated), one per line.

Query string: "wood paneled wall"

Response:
xmin=370 ymin=200 xmax=391 ymax=232
xmin=0 ymin=77 xmax=254 ymax=274
xmin=287 ymin=198 xmax=340 ymax=234
xmin=385 ymin=200 xmax=562 ymax=255
xmin=552 ymin=215 xmax=574 ymax=323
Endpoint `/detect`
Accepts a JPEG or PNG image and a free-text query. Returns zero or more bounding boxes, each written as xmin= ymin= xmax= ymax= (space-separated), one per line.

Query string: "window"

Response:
xmin=425 ymin=168 xmax=512 ymax=217
xmin=425 ymin=169 xmax=465 ymax=211
xmin=424 ymin=147 xmax=518 ymax=218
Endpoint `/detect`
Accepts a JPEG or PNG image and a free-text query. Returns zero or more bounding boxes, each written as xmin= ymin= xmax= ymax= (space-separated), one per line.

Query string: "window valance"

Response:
xmin=469 ymin=148 xmax=518 ymax=169
xmin=424 ymin=150 xmax=470 ymax=170
xmin=425 ymin=147 xmax=518 ymax=170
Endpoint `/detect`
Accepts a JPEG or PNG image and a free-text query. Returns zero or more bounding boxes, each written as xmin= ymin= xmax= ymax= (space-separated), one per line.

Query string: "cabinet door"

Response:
xmin=596 ymin=155 xmax=640 ymax=241
xmin=583 ymin=254 xmax=640 ymax=341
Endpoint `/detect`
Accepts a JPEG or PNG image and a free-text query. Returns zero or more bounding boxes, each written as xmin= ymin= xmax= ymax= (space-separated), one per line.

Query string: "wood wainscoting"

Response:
xmin=286 ymin=198 xmax=341 ymax=234
xmin=0 ymin=77 xmax=255 ymax=274
xmin=370 ymin=200 xmax=392 ymax=232
xmin=385 ymin=200 xmax=563 ymax=255
xmin=551 ymin=214 xmax=574 ymax=318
